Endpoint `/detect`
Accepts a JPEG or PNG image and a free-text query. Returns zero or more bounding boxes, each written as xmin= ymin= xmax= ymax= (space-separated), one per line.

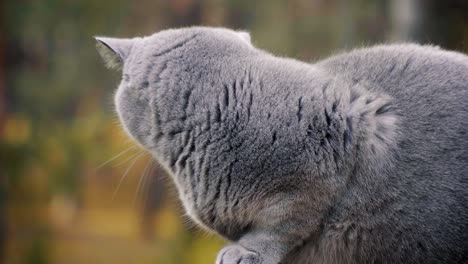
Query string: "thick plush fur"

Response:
xmin=96 ymin=27 xmax=468 ymax=264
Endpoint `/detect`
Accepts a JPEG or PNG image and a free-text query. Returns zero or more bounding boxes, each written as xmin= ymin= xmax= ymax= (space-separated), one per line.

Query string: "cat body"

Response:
xmin=96 ymin=27 xmax=468 ymax=264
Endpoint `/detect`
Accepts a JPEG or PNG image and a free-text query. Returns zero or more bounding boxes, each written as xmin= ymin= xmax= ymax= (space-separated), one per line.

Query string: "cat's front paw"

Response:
xmin=216 ymin=244 xmax=263 ymax=264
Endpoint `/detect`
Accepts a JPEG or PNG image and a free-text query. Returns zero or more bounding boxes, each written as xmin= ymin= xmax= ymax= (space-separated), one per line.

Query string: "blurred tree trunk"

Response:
xmin=0 ymin=0 xmax=7 ymax=261
xmin=389 ymin=0 xmax=468 ymax=51
xmin=168 ymin=0 xmax=202 ymax=27
xmin=140 ymin=167 xmax=166 ymax=240
xmin=0 ymin=0 xmax=4 ymax=125
xmin=388 ymin=0 xmax=423 ymax=41
xmin=419 ymin=0 xmax=468 ymax=52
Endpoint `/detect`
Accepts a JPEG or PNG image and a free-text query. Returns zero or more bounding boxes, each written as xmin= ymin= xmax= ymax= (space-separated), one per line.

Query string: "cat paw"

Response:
xmin=216 ymin=244 xmax=263 ymax=264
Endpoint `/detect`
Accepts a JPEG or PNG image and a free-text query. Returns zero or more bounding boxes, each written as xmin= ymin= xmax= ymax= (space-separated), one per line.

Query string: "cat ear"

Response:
xmin=94 ymin=36 xmax=134 ymax=70
xmin=237 ymin=31 xmax=251 ymax=44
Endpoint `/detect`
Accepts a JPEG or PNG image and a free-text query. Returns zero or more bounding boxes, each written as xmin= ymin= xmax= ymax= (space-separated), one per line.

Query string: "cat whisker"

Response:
xmin=112 ymin=152 xmax=145 ymax=201
xmin=97 ymin=145 xmax=138 ymax=169
xmin=132 ymin=158 xmax=152 ymax=208
xmin=141 ymin=162 xmax=155 ymax=210
xmin=114 ymin=149 xmax=145 ymax=167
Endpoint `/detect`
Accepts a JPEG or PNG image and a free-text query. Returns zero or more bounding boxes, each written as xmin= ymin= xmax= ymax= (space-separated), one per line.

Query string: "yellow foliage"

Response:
xmin=2 ymin=114 xmax=31 ymax=144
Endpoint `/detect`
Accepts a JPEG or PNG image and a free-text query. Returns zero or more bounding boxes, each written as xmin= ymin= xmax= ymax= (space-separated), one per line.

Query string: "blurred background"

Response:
xmin=1 ymin=0 xmax=467 ymax=263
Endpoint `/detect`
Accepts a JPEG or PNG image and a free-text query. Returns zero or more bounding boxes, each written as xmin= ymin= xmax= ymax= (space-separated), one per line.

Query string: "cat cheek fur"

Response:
xmin=114 ymin=82 xmax=154 ymax=149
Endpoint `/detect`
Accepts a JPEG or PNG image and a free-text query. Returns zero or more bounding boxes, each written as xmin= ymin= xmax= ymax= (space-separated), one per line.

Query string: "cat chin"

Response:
xmin=179 ymin=196 xmax=213 ymax=232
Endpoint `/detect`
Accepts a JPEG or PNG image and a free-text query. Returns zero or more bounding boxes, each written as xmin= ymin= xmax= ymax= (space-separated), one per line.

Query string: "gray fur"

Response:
xmin=96 ymin=27 xmax=468 ymax=264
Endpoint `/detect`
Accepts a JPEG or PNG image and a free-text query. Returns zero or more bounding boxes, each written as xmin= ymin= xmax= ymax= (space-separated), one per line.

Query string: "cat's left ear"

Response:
xmin=94 ymin=36 xmax=134 ymax=70
xmin=237 ymin=31 xmax=251 ymax=44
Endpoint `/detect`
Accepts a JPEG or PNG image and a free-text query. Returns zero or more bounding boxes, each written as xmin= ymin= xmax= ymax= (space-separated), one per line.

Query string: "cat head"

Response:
xmin=96 ymin=27 xmax=264 ymax=237
xmin=95 ymin=27 xmax=255 ymax=154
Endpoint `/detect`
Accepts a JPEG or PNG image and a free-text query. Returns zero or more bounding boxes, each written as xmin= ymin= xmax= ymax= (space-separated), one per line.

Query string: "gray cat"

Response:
xmin=95 ymin=27 xmax=468 ymax=264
